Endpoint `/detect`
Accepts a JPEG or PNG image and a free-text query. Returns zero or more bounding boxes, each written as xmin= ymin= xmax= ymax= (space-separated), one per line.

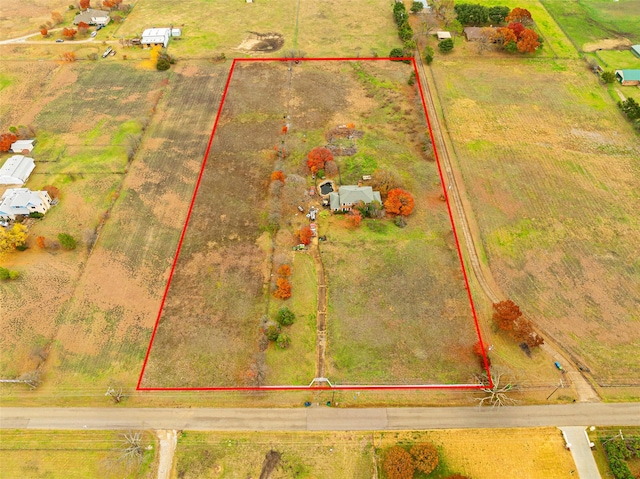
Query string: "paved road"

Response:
xmin=1 ymin=403 xmax=638 ymax=431
xmin=560 ymin=426 xmax=602 ymax=479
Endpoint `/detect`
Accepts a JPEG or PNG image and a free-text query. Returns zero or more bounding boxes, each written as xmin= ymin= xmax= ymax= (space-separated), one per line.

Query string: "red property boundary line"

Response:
xmin=137 ymin=57 xmax=492 ymax=392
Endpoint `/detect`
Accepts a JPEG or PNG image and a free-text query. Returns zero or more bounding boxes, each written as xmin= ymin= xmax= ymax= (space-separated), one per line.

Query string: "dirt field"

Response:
xmin=173 ymin=428 xmax=575 ymax=479
xmin=430 ymin=56 xmax=640 ymax=386
xmin=0 ymin=430 xmax=157 ymax=478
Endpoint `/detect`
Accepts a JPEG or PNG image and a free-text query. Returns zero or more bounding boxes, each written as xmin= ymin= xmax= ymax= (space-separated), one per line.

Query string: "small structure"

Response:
xmin=615 ymin=69 xmax=640 ymax=86
xmin=171 ymin=28 xmax=182 ymax=38
xmin=0 ymin=155 xmax=35 ymax=185
xmin=0 ymin=188 xmax=52 ymax=220
xmin=73 ymin=9 xmax=111 ymax=26
xmin=329 ymin=185 xmax=381 ymax=212
xmin=632 ymin=45 xmax=640 ymax=59
xmin=9 ymin=139 xmax=36 ymax=154
xmin=463 ymin=26 xmax=496 ymax=42
xmin=141 ymin=28 xmax=172 ymax=48
xmin=436 ymin=31 xmax=452 ymax=40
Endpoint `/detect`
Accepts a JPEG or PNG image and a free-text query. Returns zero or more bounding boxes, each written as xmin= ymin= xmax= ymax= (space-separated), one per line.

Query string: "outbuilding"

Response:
xmin=615 ymin=69 xmax=640 ymax=86
xmin=141 ymin=28 xmax=171 ymax=48
xmin=436 ymin=31 xmax=452 ymax=40
xmin=631 ymin=45 xmax=640 ymax=59
xmin=10 ymin=139 xmax=36 ymax=154
xmin=0 ymin=155 xmax=35 ymax=185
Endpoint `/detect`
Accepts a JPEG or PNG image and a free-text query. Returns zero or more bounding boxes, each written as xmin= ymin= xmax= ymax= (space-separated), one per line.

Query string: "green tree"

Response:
xmin=390 ymin=47 xmax=406 ymax=61
xmin=488 ymin=5 xmax=510 ymax=24
xmin=410 ymin=1 xmax=424 ymax=13
xmin=58 ymin=233 xmax=77 ymax=250
xmin=454 ymin=3 xmax=488 ymax=26
xmin=264 ymin=324 xmax=280 ymax=341
xmin=619 ymin=97 xmax=640 ymax=120
xmin=276 ymin=307 xmax=296 ymax=326
xmin=438 ymin=38 xmax=454 ymax=53
xmin=424 ymin=46 xmax=434 ymax=64
xmin=156 ymin=57 xmax=170 ymax=71
xmin=276 ymin=333 xmax=291 ymax=349
xmin=601 ymin=70 xmax=616 ymax=84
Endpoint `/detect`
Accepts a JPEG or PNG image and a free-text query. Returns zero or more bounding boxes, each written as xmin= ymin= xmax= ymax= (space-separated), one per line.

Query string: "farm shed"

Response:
xmin=141 ymin=28 xmax=171 ymax=48
xmin=437 ymin=31 xmax=452 ymax=40
xmin=329 ymin=185 xmax=381 ymax=212
xmin=463 ymin=26 xmax=496 ymax=41
xmin=632 ymin=45 xmax=640 ymax=59
xmin=9 ymin=139 xmax=36 ymax=153
xmin=0 ymin=155 xmax=35 ymax=185
xmin=73 ymin=9 xmax=110 ymax=26
xmin=0 ymin=188 xmax=52 ymax=220
xmin=615 ymin=69 xmax=640 ymax=86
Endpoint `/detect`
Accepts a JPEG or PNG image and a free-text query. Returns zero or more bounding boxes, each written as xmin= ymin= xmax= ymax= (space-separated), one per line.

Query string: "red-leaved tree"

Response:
xmin=270 ymin=170 xmax=286 ymax=183
xmin=383 ymin=446 xmax=415 ymax=479
xmin=411 ymin=443 xmax=439 ymax=475
xmin=492 ymin=300 xmax=522 ymax=331
xmin=62 ymin=27 xmax=77 ymax=39
xmin=517 ymin=28 xmax=540 ymax=53
xmin=80 ymin=0 xmax=90 ymax=10
xmin=493 ymin=26 xmax=517 ymax=45
xmin=507 ymin=22 xmax=525 ymax=40
xmin=41 ymin=28 xmax=48 ymax=37
xmin=0 ymin=133 xmax=17 ymax=152
xmin=307 ymin=147 xmax=333 ymax=174
xmin=77 ymin=21 xmax=89 ymax=35
xmin=298 ymin=226 xmax=312 ymax=245
xmin=346 ymin=210 xmax=362 ymax=228
xmin=384 ymin=188 xmax=415 ymax=216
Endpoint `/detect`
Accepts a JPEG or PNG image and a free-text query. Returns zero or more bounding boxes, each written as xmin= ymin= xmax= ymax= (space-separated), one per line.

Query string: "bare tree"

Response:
xmin=474 ymin=371 xmax=518 ymax=407
xmin=119 ymin=431 xmax=146 ymax=465
xmin=105 ymin=386 xmax=125 ymax=403
xmin=0 ymin=370 xmax=41 ymax=389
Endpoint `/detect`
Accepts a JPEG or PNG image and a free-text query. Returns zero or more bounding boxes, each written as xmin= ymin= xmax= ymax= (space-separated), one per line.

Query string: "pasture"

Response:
xmin=0 ymin=430 xmax=157 ymax=478
xmin=140 ymin=59 xmax=484 ymax=388
xmin=430 ymin=56 xmax=640 ymax=386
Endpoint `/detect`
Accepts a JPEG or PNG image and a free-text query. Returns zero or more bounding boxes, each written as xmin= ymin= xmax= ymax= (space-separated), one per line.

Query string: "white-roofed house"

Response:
xmin=0 ymin=155 xmax=36 ymax=185
xmin=73 ymin=9 xmax=111 ymax=26
xmin=329 ymin=185 xmax=382 ymax=212
xmin=0 ymin=188 xmax=52 ymax=220
xmin=9 ymin=139 xmax=36 ymax=154
xmin=141 ymin=28 xmax=171 ymax=48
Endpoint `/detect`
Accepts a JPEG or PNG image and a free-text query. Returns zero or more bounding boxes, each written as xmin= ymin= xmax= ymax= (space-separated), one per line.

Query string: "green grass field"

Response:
xmin=430 ymin=56 xmax=640 ymax=385
xmin=541 ymin=0 xmax=640 ymax=48
xmin=0 ymin=430 xmax=156 ymax=478
xmin=592 ymin=49 xmax=640 ymax=69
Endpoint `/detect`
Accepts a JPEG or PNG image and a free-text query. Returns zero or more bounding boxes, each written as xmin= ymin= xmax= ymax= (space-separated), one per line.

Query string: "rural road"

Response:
xmin=1 ymin=403 xmax=638 ymax=431
xmin=0 ymin=29 xmax=102 ymax=45
xmin=413 ymin=53 xmax=600 ymax=402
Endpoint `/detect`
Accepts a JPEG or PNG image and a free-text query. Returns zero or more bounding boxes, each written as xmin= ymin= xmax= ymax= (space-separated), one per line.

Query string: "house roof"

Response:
xmin=0 ymin=155 xmax=35 ymax=185
xmin=10 ymin=139 xmax=36 ymax=152
xmin=74 ymin=9 xmax=110 ymax=25
xmin=632 ymin=45 xmax=640 ymax=58
xmin=0 ymin=188 xmax=50 ymax=217
xmin=437 ymin=31 xmax=452 ymax=39
xmin=616 ymin=69 xmax=640 ymax=81
xmin=141 ymin=28 xmax=171 ymax=46
xmin=331 ymin=185 xmax=382 ymax=209
xmin=463 ymin=26 xmax=495 ymax=40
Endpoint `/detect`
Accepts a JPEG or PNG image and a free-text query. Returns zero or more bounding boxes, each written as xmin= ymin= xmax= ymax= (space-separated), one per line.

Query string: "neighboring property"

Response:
xmin=0 ymin=188 xmax=52 ymax=220
xmin=9 ymin=139 xmax=36 ymax=154
xmin=632 ymin=45 xmax=640 ymax=59
xmin=615 ymin=69 xmax=640 ymax=86
xmin=436 ymin=31 xmax=452 ymax=40
xmin=73 ymin=9 xmax=111 ymax=26
xmin=141 ymin=28 xmax=171 ymax=48
xmin=463 ymin=26 xmax=496 ymax=42
xmin=0 ymin=155 xmax=35 ymax=185
xmin=329 ymin=185 xmax=382 ymax=212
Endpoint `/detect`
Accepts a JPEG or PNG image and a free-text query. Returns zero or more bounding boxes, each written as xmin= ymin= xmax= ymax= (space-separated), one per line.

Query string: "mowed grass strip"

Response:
xmin=431 ymin=57 xmax=640 ymax=384
xmin=0 ymin=430 xmax=156 ymax=479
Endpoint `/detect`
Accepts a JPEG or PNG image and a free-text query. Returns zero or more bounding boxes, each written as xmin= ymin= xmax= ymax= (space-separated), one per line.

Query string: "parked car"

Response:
xmin=55 ymin=39 xmax=64 ymax=43
xmin=310 ymin=223 xmax=317 ymax=236
xmin=90 ymin=31 xmax=97 ymax=38
xmin=102 ymin=46 xmax=113 ymax=58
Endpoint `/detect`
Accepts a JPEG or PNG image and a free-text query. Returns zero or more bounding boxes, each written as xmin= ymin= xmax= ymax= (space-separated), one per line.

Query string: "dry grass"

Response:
xmin=430 ymin=56 xmax=640 ymax=386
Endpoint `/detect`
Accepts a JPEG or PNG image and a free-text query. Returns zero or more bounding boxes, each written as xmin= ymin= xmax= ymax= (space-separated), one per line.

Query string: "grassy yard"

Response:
xmin=0 ymin=430 xmax=156 ymax=478
xmin=172 ymin=428 xmax=575 ymax=479
xmin=540 ymin=0 xmax=640 ymax=49
xmin=592 ymin=49 xmax=640 ymax=69
xmin=430 ymin=56 xmax=640 ymax=385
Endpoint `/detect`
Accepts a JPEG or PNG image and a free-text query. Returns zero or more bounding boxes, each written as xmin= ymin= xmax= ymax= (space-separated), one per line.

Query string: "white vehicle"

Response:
xmin=102 ymin=46 xmax=113 ymax=58
xmin=91 ymin=31 xmax=97 ymax=38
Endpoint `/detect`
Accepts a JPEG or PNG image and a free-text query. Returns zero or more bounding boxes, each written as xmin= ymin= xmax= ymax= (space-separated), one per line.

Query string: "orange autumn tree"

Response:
xmin=79 ymin=0 xmax=90 ymax=9
xmin=307 ymin=147 xmax=333 ymax=174
xmin=273 ymin=277 xmax=292 ymax=299
xmin=507 ymin=22 xmax=525 ymax=40
xmin=298 ymin=226 xmax=312 ymax=245
xmin=40 ymin=28 xmax=48 ymax=37
xmin=77 ymin=21 xmax=89 ymax=35
xmin=62 ymin=27 xmax=77 ymax=39
xmin=346 ymin=210 xmax=362 ymax=228
xmin=411 ymin=443 xmax=439 ymax=475
xmin=493 ymin=26 xmax=517 ymax=46
xmin=270 ymin=170 xmax=286 ymax=183
xmin=0 ymin=133 xmax=17 ymax=152
xmin=384 ymin=188 xmax=415 ymax=216
xmin=517 ymin=28 xmax=540 ymax=53
xmin=506 ymin=7 xmax=532 ymax=25
xmin=383 ymin=446 xmax=415 ymax=479
xmin=277 ymin=264 xmax=291 ymax=277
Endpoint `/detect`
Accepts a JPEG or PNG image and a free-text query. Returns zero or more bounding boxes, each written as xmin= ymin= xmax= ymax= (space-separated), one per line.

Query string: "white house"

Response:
xmin=141 ymin=28 xmax=171 ymax=48
xmin=74 ymin=9 xmax=111 ymax=26
xmin=0 ymin=188 xmax=52 ymax=220
xmin=9 ymin=139 xmax=36 ymax=153
xmin=0 ymin=155 xmax=35 ymax=185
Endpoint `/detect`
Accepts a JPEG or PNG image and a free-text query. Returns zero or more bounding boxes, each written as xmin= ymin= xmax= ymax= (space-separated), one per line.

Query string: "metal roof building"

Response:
xmin=0 ymin=155 xmax=35 ymax=185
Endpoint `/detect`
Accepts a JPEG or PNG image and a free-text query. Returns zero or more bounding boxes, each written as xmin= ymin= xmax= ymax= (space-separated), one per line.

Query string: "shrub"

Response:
xmin=264 ymin=324 xmax=280 ymax=341
xmin=411 ymin=1 xmax=424 ymax=13
xmin=29 ymin=212 xmax=44 ymax=219
xmin=16 ymin=244 xmax=28 ymax=251
xmin=438 ymin=38 xmax=454 ymax=53
xmin=390 ymin=47 xmax=405 ymax=61
xmin=276 ymin=307 xmax=296 ymax=326
xmin=0 ymin=267 xmax=10 ymax=280
xmin=58 ymin=233 xmax=77 ymax=250
xmin=276 ymin=333 xmax=291 ymax=349
xmin=156 ymin=57 xmax=171 ymax=71
xmin=424 ymin=46 xmax=434 ymax=65
xmin=9 ymin=270 xmax=20 ymax=280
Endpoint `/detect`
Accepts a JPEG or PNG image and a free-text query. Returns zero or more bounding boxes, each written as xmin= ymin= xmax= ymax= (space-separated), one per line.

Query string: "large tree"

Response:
xmin=411 ymin=443 xmax=439 ymax=474
xmin=384 ymin=188 xmax=415 ymax=216
xmin=0 ymin=224 xmax=28 ymax=256
xmin=517 ymin=28 xmax=540 ymax=53
xmin=454 ymin=3 xmax=488 ymax=26
xmin=62 ymin=27 xmax=77 ymax=39
xmin=306 ymin=147 xmax=333 ymax=174
xmin=492 ymin=299 xmax=521 ymax=331
xmin=488 ymin=5 xmax=510 ymax=24
xmin=0 ymin=132 xmax=17 ymax=152
xmin=383 ymin=446 xmax=415 ymax=479
xmin=79 ymin=0 xmax=90 ymax=9
xmin=506 ymin=7 xmax=532 ymax=25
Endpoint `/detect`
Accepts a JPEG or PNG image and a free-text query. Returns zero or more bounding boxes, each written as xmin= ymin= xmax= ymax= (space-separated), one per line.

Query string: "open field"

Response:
xmin=591 ymin=49 xmax=640 ymax=70
xmin=0 ymin=430 xmax=157 ymax=478
xmin=115 ymin=0 xmax=399 ymax=59
xmin=0 ymin=0 xmax=72 ymax=40
xmin=140 ymin=59 xmax=485 ymax=388
xmin=173 ymin=428 xmax=576 ymax=479
xmin=430 ymin=56 xmax=640 ymax=386
xmin=541 ymin=0 xmax=640 ymax=49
